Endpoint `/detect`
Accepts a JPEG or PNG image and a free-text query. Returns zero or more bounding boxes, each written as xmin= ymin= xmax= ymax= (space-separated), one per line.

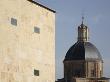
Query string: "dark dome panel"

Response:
xmin=64 ymin=42 xmax=102 ymax=61
xmin=65 ymin=42 xmax=85 ymax=60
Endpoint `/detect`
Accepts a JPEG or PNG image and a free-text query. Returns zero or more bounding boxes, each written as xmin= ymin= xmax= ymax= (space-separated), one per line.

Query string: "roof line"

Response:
xmin=27 ymin=0 xmax=56 ymax=13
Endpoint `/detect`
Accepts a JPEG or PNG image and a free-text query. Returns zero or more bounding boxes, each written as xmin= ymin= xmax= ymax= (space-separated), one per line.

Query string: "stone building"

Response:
xmin=56 ymin=18 xmax=109 ymax=82
xmin=0 ymin=0 xmax=55 ymax=82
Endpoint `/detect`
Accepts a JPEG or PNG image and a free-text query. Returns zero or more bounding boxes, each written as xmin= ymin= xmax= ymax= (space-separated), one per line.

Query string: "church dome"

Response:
xmin=64 ymin=17 xmax=103 ymax=61
xmin=64 ymin=42 xmax=102 ymax=61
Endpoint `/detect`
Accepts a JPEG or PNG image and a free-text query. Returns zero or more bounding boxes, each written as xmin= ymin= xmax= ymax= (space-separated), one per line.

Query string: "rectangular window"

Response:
xmin=11 ymin=18 xmax=17 ymax=26
xmin=34 ymin=69 xmax=39 ymax=76
xmin=34 ymin=27 xmax=40 ymax=33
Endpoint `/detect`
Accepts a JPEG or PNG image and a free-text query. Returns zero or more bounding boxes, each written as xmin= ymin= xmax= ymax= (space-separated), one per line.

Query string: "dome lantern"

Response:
xmin=78 ymin=17 xmax=89 ymax=42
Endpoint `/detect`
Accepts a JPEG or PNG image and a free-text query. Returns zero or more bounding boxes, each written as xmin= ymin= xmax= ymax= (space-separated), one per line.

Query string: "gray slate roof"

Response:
xmin=64 ymin=42 xmax=102 ymax=61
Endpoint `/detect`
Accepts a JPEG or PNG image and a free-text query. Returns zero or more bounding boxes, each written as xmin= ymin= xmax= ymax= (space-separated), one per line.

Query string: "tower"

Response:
xmin=0 ymin=0 xmax=55 ymax=82
xmin=56 ymin=18 xmax=109 ymax=82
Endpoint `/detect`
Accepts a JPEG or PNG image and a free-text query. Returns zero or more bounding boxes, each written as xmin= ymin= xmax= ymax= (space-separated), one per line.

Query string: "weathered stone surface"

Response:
xmin=0 ymin=0 xmax=55 ymax=82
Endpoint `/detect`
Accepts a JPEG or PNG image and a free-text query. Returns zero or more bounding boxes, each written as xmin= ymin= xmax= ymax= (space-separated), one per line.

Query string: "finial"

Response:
xmin=82 ymin=13 xmax=84 ymax=25
xmin=82 ymin=16 xmax=84 ymax=24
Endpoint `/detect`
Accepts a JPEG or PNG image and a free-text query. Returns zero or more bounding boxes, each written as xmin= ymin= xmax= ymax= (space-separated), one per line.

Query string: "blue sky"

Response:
xmin=35 ymin=0 xmax=110 ymax=80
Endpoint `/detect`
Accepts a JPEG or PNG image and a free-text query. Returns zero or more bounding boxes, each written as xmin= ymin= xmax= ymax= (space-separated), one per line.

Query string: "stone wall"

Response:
xmin=0 ymin=0 xmax=55 ymax=82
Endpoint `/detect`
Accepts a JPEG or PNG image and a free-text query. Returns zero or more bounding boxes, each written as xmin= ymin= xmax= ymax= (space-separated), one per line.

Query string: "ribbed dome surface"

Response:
xmin=64 ymin=42 xmax=102 ymax=61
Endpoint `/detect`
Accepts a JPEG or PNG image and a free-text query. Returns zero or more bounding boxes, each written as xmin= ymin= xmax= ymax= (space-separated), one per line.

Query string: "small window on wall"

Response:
xmin=34 ymin=27 xmax=40 ymax=33
xmin=11 ymin=18 xmax=17 ymax=26
xmin=34 ymin=69 xmax=39 ymax=76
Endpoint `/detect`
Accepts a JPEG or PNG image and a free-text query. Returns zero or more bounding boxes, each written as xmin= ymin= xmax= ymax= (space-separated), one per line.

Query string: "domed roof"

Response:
xmin=64 ymin=42 xmax=102 ymax=61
